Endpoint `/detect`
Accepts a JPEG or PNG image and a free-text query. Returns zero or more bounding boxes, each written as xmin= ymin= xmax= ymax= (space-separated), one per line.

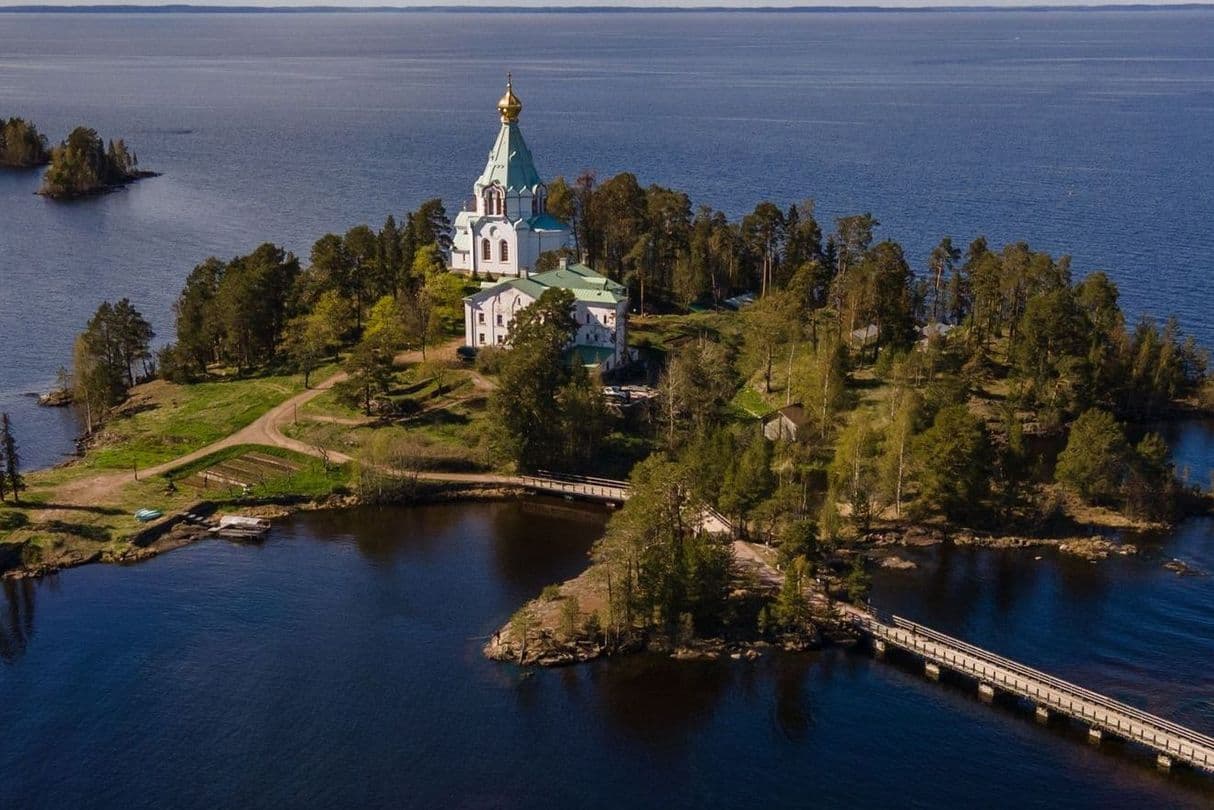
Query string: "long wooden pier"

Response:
xmin=846 ymin=606 xmax=1214 ymax=773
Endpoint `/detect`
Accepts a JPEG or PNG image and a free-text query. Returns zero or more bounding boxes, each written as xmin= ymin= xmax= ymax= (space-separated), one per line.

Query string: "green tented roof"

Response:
xmin=477 ymin=122 xmax=542 ymax=192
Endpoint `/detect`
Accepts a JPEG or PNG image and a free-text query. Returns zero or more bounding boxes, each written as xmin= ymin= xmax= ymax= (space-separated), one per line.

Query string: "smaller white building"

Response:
xmin=463 ymin=259 xmax=632 ymax=373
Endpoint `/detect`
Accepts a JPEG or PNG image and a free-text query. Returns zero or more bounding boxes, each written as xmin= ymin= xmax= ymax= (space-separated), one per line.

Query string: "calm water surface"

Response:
xmin=2 ymin=496 xmax=1213 ymax=809
xmin=2 ymin=13 xmax=1214 ymax=806
xmin=2 ymin=10 xmax=1214 ymax=467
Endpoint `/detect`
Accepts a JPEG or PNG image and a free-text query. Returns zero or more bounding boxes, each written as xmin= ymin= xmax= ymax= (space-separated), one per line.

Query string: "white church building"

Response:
xmin=449 ymin=77 xmax=571 ymax=278
xmin=457 ymin=79 xmax=633 ymax=374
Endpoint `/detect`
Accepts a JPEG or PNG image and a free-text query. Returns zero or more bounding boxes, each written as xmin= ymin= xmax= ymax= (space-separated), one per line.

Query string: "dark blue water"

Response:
xmin=3 ymin=14 xmax=1214 ymax=805
xmin=2 ymin=497 xmax=1213 ymax=809
xmin=3 ymin=10 xmax=1214 ymax=468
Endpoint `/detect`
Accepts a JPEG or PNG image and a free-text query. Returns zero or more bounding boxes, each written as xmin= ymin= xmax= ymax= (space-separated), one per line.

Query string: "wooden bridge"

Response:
xmin=846 ymin=606 xmax=1214 ymax=774
xmin=517 ymin=473 xmax=733 ymax=534
xmin=512 ymin=476 xmax=1212 ymax=773
xmin=518 ymin=473 xmax=630 ymax=503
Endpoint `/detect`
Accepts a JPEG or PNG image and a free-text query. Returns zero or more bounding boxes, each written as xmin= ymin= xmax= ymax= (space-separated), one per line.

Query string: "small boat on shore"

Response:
xmin=134 ymin=508 xmax=163 ymax=523
xmin=211 ymin=514 xmax=271 ymax=541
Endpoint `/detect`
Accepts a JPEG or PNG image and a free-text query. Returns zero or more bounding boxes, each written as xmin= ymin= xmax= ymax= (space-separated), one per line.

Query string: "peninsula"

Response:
xmin=2 ymin=81 xmax=1211 ymax=663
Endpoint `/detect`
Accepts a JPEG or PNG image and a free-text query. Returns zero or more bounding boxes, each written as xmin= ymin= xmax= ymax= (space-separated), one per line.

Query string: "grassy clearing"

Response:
xmin=299 ymin=388 xmax=366 ymax=421
xmin=629 ymin=311 xmax=745 ymax=355
xmin=80 ymin=367 xmax=334 ymax=471
xmin=730 ymin=386 xmax=770 ymax=419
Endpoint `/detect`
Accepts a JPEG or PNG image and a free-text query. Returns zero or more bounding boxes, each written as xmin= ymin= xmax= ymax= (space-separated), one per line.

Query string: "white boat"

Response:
xmin=211 ymin=514 xmax=271 ymax=539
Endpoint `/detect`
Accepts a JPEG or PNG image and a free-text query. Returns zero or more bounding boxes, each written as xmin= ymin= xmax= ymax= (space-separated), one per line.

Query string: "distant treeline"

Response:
xmin=2 ymin=5 xmax=1206 ymax=13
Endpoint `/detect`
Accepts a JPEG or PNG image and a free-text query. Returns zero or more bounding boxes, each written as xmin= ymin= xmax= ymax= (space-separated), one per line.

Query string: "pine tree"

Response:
xmin=1 ymin=414 xmax=24 ymax=504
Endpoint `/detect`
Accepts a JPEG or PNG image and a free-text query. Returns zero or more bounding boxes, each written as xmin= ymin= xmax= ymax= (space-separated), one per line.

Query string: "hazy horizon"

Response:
xmin=0 ymin=1 xmax=1209 ymax=8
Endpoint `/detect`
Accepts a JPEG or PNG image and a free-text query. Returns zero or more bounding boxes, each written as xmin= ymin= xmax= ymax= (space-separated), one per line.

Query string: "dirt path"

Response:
xmin=41 ymin=339 xmax=517 ymax=516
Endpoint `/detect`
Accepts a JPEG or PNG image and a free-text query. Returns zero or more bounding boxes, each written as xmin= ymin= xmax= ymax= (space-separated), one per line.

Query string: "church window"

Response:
xmin=478 ymin=332 xmax=486 ymax=345
xmin=496 ymin=334 xmax=505 ymax=345
xmin=481 ymin=238 xmax=491 ymax=261
xmin=477 ymin=312 xmax=485 ymax=324
xmin=484 ymin=188 xmax=503 ymax=216
xmin=496 ymin=313 xmax=503 ymax=326
xmin=500 ymin=240 xmax=509 ymax=262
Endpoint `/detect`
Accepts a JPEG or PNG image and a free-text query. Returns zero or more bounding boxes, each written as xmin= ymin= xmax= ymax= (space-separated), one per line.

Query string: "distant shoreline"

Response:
xmin=3 ymin=4 xmax=1214 ymax=14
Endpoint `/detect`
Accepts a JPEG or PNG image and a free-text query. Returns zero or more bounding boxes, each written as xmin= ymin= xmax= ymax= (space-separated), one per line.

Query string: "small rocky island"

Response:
xmin=38 ymin=126 xmax=157 ymax=199
xmin=0 ymin=117 xmax=51 ymax=168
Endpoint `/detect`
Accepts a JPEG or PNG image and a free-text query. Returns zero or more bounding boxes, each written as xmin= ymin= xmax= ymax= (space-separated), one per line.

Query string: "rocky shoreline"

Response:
xmin=864 ymin=526 xmax=1141 ymax=561
xmin=0 ymin=481 xmax=531 ymax=581
xmin=36 ymin=169 xmax=160 ymax=200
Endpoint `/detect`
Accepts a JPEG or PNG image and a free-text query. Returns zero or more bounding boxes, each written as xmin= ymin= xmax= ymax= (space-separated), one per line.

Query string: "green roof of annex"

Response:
xmin=469 ymin=262 xmax=628 ymax=306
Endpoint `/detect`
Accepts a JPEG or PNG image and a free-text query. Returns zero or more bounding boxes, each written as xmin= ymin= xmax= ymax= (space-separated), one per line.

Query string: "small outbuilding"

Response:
xmin=763 ymin=403 xmax=811 ymax=442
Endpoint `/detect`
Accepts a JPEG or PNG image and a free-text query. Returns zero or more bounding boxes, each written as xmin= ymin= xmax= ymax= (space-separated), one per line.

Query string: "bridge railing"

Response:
xmin=886 ymin=616 xmax=1214 ymax=751
xmin=851 ymin=611 xmax=1214 ymax=761
xmin=873 ymin=620 xmax=1214 ymax=769
xmin=518 ymin=474 xmax=629 ymax=500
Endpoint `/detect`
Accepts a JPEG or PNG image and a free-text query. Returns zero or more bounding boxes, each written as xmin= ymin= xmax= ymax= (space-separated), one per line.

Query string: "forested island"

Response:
xmin=38 ymin=126 xmax=156 ymax=198
xmin=0 ymin=117 xmax=50 ymax=168
xmin=3 ymin=173 xmax=1211 ymax=665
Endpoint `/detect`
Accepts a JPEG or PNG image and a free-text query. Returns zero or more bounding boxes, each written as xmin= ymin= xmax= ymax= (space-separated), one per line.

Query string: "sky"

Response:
xmin=0 ymin=0 xmax=1203 ymax=7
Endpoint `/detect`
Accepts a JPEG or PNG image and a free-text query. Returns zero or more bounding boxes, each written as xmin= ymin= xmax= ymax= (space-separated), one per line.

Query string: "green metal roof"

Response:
xmin=526 ymin=213 xmax=568 ymax=231
xmin=477 ymin=121 xmax=542 ymax=192
xmin=466 ymin=262 xmax=626 ymax=307
xmin=530 ymin=263 xmax=626 ymax=300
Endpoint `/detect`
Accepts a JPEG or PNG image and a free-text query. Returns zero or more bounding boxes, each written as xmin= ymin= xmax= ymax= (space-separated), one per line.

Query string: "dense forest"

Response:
xmin=70 ymin=199 xmax=462 ymax=428
xmin=39 ymin=126 xmax=151 ymax=198
xmin=64 ymin=168 xmax=1209 ymax=572
xmin=0 ymin=117 xmax=50 ymax=168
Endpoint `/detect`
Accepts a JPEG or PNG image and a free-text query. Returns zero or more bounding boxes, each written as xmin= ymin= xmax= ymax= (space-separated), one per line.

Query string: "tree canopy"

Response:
xmin=0 ymin=117 xmax=49 ymax=168
xmin=40 ymin=127 xmax=147 ymax=198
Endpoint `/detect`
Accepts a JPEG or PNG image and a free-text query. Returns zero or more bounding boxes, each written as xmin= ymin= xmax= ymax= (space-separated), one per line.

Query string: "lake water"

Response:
xmin=2 ymin=496 xmax=1213 ymax=809
xmin=3 ymin=10 xmax=1214 ymax=468
xmin=3 ymin=12 xmax=1214 ymax=806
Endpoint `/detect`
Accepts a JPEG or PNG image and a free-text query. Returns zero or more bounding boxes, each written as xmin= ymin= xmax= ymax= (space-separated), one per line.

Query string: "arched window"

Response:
xmin=481 ymin=238 xmax=491 ymax=261
xmin=499 ymin=240 xmax=509 ymax=263
xmin=483 ymin=188 xmax=503 ymax=216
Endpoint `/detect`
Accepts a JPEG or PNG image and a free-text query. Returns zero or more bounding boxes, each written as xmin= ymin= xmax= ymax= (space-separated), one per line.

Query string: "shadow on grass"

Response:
xmin=36 ymin=520 xmax=113 ymax=542
xmin=405 ymin=409 xmax=471 ymax=428
xmin=31 ymin=502 xmax=126 ymax=516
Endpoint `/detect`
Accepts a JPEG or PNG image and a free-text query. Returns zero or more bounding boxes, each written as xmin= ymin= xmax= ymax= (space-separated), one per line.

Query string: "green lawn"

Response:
xmin=629 ymin=311 xmax=745 ymax=354
xmin=730 ymin=386 xmax=771 ymax=419
xmin=82 ymin=367 xmax=333 ymax=471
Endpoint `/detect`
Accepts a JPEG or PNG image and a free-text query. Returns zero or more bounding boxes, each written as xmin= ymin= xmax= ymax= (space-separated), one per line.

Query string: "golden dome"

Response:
xmin=497 ymin=74 xmax=522 ymax=123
